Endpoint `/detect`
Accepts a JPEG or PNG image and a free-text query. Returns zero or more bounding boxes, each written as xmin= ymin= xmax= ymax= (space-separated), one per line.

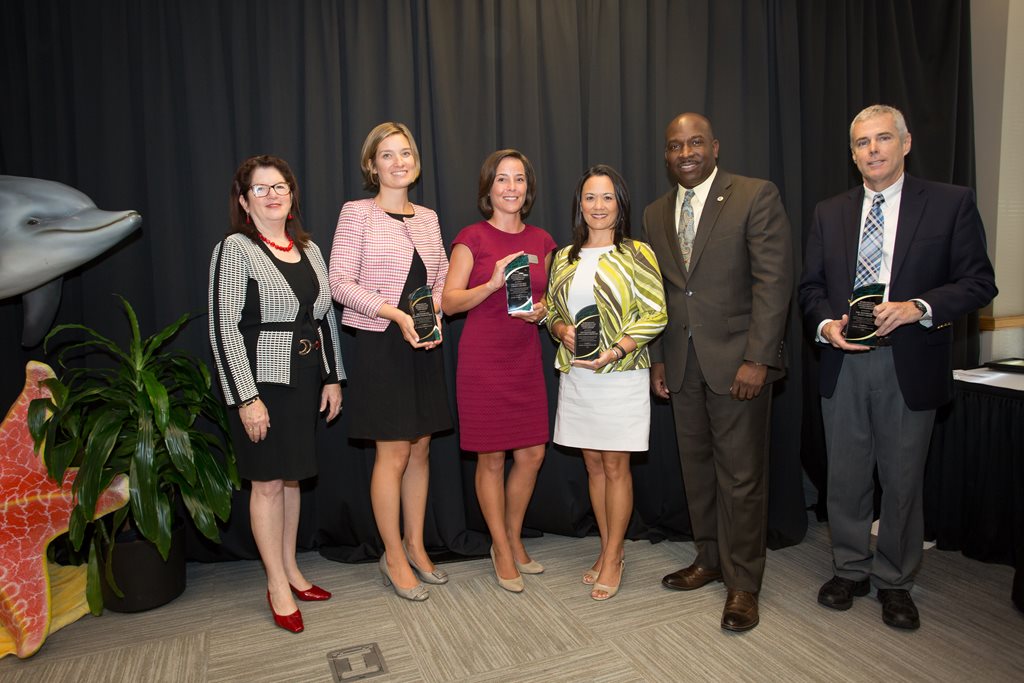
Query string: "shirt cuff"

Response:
xmin=912 ymin=299 xmax=933 ymax=328
xmin=815 ymin=319 xmax=833 ymax=344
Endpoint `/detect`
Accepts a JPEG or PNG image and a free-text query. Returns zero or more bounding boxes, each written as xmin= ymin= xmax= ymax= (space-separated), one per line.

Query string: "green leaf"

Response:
xmin=153 ymin=491 xmax=173 ymax=560
xmin=46 ymin=323 xmax=132 ymax=368
xmin=164 ymin=420 xmax=197 ymax=485
xmin=39 ymin=377 xmax=68 ymax=406
xmin=140 ymin=369 xmax=170 ymax=432
xmin=193 ymin=447 xmax=233 ymax=521
xmin=47 ymin=439 xmax=80 ymax=482
xmin=180 ymin=483 xmax=219 ymax=542
xmin=69 ymin=505 xmax=88 ymax=551
xmin=96 ymin=517 xmax=124 ymax=599
xmin=141 ymin=311 xmax=192 ymax=363
xmin=116 ymin=295 xmax=144 ymax=369
xmin=74 ymin=410 xmax=123 ymax=518
xmin=128 ymin=416 xmax=158 ymax=543
xmin=86 ymin=537 xmax=104 ymax=615
xmin=27 ymin=398 xmax=53 ymax=446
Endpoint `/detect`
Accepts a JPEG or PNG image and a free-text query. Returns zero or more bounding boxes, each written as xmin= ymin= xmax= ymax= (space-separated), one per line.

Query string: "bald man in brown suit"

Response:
xmin=642 ymin=113 xmax=792 ymax=632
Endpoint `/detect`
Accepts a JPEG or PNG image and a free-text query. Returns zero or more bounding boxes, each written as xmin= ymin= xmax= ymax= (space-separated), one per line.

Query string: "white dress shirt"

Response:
xmin=674 ymin=166 xmax=719 ymax=235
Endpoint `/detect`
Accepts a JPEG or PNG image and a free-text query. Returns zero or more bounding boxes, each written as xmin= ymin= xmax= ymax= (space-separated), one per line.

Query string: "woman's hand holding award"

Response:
xmin=408 ymin=285 xmax=441 ymax=343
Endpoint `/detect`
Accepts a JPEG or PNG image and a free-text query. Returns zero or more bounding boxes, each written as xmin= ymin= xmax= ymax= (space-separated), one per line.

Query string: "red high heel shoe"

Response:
xmin=267 ymin=591 xmax=304 ymax=633
xmin=290 ymin=583 xmax=331 ymax=601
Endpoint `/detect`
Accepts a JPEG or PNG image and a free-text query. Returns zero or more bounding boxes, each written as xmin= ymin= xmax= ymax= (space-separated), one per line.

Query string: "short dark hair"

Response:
xmin=568 ymin=164 xmax=631 ymax=262
xmin=477 ymin=149 xmax=537 ymax=219
xmin=228 ymin=155 xmax=310 ymax=248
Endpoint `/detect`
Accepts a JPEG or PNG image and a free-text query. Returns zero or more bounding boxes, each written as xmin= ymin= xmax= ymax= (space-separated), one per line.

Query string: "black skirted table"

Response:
xmin=924 ymin=376 xmax=1024 ymax=611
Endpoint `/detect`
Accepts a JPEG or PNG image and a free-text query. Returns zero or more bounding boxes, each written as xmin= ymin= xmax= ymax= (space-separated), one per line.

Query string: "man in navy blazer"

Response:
xmin=799 ymin=105 xmax=997 ymax=630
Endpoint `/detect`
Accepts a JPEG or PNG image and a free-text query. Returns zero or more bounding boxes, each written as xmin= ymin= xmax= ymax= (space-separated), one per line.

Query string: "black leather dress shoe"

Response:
xmin=817 ymin=575 xmax=870 ymax=610
xmin=877 ymin=589 xmax=920 ymax=630
xmin=662 ymin=564 xmax=723 ymax=591
xmin=721 ymin=590 xmax=759 ymax=632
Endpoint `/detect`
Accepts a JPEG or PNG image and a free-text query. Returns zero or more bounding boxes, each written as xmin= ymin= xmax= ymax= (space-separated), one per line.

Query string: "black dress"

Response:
xmin=229 ymin=246 xmax=324 ymax=481
xmin=345 ymin=240 xmax=452 ymax=441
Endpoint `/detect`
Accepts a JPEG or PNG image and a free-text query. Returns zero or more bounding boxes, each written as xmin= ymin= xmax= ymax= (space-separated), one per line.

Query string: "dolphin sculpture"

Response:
xmin=0 ymin=176 xmax=142 ymax=346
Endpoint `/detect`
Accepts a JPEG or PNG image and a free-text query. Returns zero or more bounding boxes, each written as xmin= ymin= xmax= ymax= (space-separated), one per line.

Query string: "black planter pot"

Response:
xmin=102 ymin=519 xmax=187 ymax=613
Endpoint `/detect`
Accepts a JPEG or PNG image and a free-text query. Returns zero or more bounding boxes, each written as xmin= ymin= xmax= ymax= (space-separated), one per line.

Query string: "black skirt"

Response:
xmin=229 ymin=361 xmax=322 ymax=482
xmin=345 ymin=252 xmax=452 ymax=441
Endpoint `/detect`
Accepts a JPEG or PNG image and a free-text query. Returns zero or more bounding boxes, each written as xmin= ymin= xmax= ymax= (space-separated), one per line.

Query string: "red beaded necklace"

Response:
xmin=259 ymin=232 xmax=294 ymax=252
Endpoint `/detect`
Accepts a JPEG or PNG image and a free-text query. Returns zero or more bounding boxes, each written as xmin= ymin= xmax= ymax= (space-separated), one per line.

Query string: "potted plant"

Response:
xmin=28 ymin=295 xmax=239 ymax=613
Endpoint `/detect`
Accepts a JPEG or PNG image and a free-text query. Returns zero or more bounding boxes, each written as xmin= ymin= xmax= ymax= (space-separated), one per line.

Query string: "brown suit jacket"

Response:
xmin=642 ymin=170 xmax=793 ymax=394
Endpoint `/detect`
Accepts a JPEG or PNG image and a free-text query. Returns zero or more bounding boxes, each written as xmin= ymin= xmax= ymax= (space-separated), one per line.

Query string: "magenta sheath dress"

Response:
xmin=452 ymin=221 xmax=557 ymax=452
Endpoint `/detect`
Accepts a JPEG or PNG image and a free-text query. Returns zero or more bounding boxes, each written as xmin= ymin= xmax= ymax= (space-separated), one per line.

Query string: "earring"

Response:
xmin=288 ymin=213 xmax=293 ymax=220
xmin=246 ymin=213 xmax=251 ymax=224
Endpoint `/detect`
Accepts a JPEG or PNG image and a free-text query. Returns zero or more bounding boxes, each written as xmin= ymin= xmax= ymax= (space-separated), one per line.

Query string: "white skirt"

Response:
xmin=553 ymin=367 xmax=651 ymax=451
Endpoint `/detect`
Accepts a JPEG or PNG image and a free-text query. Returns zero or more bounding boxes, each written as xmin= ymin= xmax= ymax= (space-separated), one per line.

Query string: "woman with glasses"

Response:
xmin=441 ymin=149 xmax=555 ymax=593
xmin=329 ymin=122 xmax=452 ymax=602
xmin=546 ymin=164 xmax=667 ymax=601
xmin=209 ymin=154 xmax=344 ymax=633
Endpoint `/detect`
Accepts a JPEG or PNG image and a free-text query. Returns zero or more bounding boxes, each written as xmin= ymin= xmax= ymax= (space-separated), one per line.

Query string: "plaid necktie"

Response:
xmin=678 ymin=189 xmax=696 ymax=271
xmin=854 ymin=193 xmax=885 ymax=289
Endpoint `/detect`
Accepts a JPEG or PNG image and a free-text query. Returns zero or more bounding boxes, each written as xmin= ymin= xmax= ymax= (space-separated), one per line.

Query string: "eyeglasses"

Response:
xmin=249 ymin=183 xmax=291 ymax=197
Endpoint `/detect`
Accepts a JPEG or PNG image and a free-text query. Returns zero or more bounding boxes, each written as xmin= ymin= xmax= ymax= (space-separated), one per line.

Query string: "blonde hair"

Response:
xmin=360 ymin=122 xmax=421 ymax=192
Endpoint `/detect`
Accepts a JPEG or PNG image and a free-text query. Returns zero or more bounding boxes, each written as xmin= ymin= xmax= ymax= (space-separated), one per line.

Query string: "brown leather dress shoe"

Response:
xmin=662 ymin=564 xmax=723 ymax=591
xmin=721 ymin=589 xmax=759 ymax=632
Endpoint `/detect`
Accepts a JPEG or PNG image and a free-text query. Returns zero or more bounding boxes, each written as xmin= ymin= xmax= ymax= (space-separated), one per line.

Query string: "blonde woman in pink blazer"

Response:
xmin=329 ymin=122 xmax=452 ymax=602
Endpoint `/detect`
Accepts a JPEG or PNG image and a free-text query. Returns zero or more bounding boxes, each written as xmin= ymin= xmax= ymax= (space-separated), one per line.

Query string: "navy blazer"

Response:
xmin=799 ymin=175 xmax=997 ymax=410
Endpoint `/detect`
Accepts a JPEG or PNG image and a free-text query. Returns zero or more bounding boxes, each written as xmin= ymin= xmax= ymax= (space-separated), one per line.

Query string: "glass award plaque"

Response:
xmin=844 ymin=283 xmax=885 ymax=346
xmin=504 ymin=254 xmax=533 ymax=313
xmin=574 ymin=304 xmax=601 ymax=361
xmin=408 ymin=285 xmax=440 ymax=343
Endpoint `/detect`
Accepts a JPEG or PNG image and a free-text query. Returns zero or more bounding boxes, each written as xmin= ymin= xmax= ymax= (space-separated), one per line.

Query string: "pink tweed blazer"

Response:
xmin=329 ymin=197 xmax=449 ymax=332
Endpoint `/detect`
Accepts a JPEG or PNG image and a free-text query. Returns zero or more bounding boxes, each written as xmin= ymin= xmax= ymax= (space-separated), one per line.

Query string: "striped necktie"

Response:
xmin=854 ymin=193 xmax=885 ymax=289
xmin=678 ymin=189 xmax=696 ymax=271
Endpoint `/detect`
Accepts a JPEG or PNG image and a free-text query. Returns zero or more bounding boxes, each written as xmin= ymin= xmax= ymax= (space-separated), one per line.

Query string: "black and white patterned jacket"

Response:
xmin=208 ymin=233 xmax=344 ymax=406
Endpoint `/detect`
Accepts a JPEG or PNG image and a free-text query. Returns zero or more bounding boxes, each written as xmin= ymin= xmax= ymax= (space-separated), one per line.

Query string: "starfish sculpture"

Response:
xmin=0 ymin=361 xmax=129 ymax=659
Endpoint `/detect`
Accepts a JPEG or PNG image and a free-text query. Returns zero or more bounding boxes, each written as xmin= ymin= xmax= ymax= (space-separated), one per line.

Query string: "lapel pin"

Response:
xmin=717 ymin=196 xmax=724 ymax=202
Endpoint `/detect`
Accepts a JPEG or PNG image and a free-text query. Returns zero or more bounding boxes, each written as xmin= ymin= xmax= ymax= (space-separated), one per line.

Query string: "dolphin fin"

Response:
xmin=21 ymin=277 xmax=63 ymax=347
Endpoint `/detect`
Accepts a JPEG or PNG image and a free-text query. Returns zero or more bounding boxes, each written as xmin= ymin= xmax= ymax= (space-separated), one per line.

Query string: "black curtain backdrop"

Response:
xmin=0 ymin=1 xmax=977 ymax=563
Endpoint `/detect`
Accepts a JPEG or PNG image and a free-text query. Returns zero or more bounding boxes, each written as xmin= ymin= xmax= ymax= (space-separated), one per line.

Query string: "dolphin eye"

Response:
xmin=26 ymin=218 xmax=40 ymax=225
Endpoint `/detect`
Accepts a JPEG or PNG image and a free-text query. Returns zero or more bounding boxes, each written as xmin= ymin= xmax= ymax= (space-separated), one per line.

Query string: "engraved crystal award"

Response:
xmin=844 ymin=283 xmax=886 ymax=346
xmin=504 ymin=254 xmax=533 ymax=313
xmin=408 ymin=285 xmax=440 ymax=343
xmin=574 ymin=304 xmax=601 ymax=361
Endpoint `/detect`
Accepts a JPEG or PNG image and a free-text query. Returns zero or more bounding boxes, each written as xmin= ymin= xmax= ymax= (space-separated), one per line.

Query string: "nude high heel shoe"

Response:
xmin=490 ymin=546 xmax=524 ymax=593
xmin=379 ymin=552 xmax=429 ymax=601
xmin=404 ymin=542 xmax=449 ymax=585
xmin=514 ymin=557 xmax=545 ymax=575
xmin=592 ymin=560 xmax=625 ymax=601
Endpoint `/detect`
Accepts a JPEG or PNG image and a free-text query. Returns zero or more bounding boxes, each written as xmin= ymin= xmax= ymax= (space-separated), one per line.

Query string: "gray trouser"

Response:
xmin=821 ymin=347 xmax=935 ymax=590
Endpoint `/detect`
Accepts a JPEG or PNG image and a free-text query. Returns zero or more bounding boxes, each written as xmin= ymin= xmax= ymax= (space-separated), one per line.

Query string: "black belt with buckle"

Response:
xmin=296 ymin=338 xmax=321 ymax=356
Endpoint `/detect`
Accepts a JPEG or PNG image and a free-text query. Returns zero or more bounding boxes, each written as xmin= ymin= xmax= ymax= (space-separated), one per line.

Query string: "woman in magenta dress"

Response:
xmin=442 ymin=149 xmax=556 ymax=593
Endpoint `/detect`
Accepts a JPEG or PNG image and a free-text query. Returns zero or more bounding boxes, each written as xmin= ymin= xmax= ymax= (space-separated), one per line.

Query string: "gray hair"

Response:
xmin=849 ymin=105 xmax=909 ymax=149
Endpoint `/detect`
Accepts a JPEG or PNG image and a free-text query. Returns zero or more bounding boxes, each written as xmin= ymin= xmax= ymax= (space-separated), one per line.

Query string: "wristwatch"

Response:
xmin=912 ymin=300 xmax=927 ymax=316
